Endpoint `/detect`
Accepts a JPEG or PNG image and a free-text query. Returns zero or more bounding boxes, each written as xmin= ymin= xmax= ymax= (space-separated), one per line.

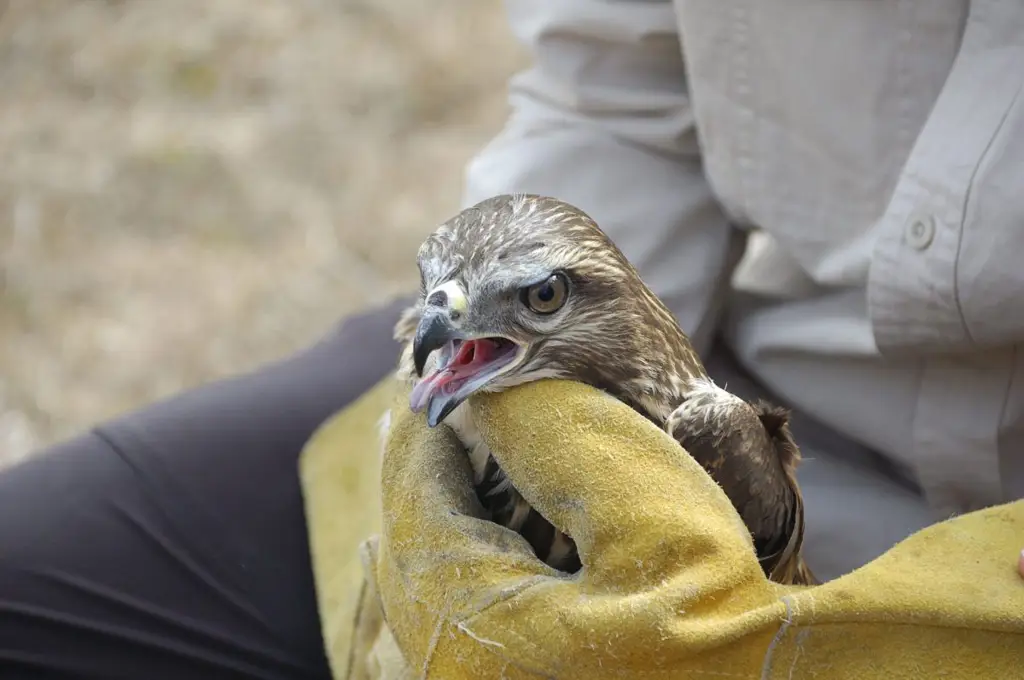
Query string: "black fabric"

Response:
xmin=0 ymin=297 xmax=412 ymax=680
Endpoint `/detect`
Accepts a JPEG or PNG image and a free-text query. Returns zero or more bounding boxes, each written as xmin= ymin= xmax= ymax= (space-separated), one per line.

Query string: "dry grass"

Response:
xmin=0 ymin=0 xmax=526 ymax=466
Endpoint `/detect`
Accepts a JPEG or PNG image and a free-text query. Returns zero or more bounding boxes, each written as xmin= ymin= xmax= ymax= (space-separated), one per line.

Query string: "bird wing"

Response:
xmin=666 ymin=385 xmax=817 ymax=586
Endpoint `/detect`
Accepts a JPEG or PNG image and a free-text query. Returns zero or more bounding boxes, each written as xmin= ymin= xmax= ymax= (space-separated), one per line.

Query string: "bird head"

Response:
xmin=401 ymin=194 xmax=692 ymax=428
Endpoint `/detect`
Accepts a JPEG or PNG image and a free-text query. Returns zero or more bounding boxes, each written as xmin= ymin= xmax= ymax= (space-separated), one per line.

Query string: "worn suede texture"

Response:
xmin=300 ymin=377 xmax=1024 ymax=679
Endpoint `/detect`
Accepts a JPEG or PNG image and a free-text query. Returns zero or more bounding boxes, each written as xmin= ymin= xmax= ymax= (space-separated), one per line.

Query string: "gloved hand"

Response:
xmin=302 ymin=378 xmax=1024 ymax=680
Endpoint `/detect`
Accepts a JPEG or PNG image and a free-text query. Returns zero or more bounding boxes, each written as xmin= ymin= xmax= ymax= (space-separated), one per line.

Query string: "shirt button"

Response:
xmin=905 ymin=214 xmax=936 ymax=250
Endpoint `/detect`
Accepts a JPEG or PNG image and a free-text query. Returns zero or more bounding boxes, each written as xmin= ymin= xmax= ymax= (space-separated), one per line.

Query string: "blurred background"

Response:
xmin=0 ymin=0 xmax=526 ymax=467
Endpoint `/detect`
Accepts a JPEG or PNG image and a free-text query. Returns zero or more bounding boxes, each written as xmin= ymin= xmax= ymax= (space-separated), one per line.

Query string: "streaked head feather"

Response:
xmin=401 ymin=194 xmax=706 ymax=412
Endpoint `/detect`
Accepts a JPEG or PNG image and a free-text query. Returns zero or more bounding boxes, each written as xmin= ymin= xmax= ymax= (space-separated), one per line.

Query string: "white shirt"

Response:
xmin=460 ymin=0 xmax=1024 ymax=520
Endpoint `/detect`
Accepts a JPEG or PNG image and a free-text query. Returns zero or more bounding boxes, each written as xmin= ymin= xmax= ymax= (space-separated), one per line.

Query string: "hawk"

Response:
xmin=385 ymin=194 xmax=816 ymax=586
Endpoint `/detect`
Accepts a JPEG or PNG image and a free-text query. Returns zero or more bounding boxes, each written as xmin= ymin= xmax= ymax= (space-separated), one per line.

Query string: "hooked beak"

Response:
xmin=409 ymin=312 xmax=523 ymax=428
xmin=413 ymin=312 xmax=459 ymax=378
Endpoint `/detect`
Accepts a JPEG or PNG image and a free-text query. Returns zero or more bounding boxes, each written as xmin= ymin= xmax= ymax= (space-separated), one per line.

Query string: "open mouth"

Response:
xmin=409 ymin=337 xmax=522 ymax=426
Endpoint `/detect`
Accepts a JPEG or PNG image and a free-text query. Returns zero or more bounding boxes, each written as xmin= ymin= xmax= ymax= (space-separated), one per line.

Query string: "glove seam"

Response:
xmin=447 ymin=577 xmax=571 ymax=677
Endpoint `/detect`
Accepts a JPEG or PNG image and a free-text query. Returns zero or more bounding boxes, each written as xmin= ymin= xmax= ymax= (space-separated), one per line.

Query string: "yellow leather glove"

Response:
xmin=301 ymin=378 xmax=1024 ymax=679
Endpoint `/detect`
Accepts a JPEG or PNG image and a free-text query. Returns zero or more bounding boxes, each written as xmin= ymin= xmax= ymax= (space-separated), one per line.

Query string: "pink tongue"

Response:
xmin=409 ymin=368 xmax=457 ymax=412
xmin=408 ymin=340 xmax=497 ymax=413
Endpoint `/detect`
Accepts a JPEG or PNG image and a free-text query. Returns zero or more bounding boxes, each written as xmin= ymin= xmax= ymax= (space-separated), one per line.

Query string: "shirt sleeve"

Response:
xmin=461 ymin=0 xmax=743 ymax=354
xmin=868 ymin=1 xmax=1024 ymax=355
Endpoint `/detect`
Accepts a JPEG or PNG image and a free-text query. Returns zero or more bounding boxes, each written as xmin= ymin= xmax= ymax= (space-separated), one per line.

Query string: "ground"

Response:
xmin=0 ymin=0 xmax=526 ymax=466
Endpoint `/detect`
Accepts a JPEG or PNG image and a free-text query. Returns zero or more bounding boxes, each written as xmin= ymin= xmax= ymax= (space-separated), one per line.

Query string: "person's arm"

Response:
xmin=462 ymin=0 xmax=742 ymax=354
xmin=867 ymin=5 xmax=1024 ymax=355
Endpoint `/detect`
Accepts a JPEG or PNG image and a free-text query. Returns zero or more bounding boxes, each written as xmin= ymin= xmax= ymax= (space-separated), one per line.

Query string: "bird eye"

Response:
xmin=521 ymin=273 xmax=569 ymax=315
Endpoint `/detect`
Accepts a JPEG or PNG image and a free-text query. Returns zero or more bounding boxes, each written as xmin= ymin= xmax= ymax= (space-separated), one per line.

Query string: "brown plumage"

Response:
xmin=384 ymin=193 xmax=816 ymax=586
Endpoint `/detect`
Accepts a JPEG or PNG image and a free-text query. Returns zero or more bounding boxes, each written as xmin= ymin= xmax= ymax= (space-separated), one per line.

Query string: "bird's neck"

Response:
xmin=617 ymin=310 xmax=709 ymax=426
